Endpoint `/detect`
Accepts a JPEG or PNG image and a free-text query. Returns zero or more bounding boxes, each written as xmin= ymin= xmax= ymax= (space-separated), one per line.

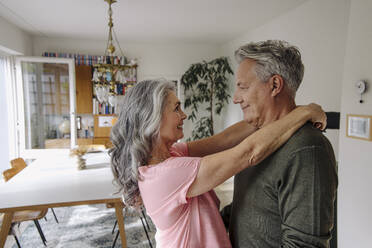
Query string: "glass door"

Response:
xmin=15 ymin=57 xmax=76 ymax=158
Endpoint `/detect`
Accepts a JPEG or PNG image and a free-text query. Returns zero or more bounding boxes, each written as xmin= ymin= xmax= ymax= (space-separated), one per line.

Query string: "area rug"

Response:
xmin=11 ymin=204 xmax=156 ymax=248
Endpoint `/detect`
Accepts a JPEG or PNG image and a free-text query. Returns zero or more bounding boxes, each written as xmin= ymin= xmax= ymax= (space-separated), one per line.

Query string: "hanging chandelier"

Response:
xmin=92 ymin=0 xmax=137 ymax=108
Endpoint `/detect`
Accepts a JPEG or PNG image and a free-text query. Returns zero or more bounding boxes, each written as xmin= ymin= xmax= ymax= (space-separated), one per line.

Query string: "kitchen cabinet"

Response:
xmin=75 ymin=65 xmax=93 ymax=114
xmin=93 ymin=114 xmax=117 ymax=148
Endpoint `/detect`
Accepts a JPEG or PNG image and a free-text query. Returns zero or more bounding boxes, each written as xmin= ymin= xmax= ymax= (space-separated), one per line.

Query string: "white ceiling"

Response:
xmin=0 ymin=0 xmax=307 ymax=44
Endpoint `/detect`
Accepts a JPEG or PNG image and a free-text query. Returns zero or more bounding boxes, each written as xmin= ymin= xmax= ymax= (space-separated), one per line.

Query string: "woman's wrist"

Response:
xmin=295 ymin=105 xmax=312 ymax=121
xmin=297 ymin=103 xmax=326 ymax=130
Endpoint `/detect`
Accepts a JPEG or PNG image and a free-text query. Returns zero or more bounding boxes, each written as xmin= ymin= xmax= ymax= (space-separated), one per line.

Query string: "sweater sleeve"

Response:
xmin=279 ymin=146 xmax=338 ymax=248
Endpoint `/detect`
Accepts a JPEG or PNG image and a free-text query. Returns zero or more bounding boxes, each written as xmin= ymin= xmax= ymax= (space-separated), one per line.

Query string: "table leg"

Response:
xmin=114 ymin=202 xmax=127 ymax=248
xmin=0 ymin=212 xmax=14 ymax=248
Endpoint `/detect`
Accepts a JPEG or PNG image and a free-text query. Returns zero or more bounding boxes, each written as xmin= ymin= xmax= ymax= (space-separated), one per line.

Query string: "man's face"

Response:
xmin=233 ymin=59 xmax=273 ymax=128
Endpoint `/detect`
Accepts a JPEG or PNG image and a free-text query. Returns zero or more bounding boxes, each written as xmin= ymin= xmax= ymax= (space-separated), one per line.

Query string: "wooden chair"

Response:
xmin=2 ymin=165 xmax=48 ymax=247
xmin=10 ymin=158 xmax=26 ymax=173
xmin=111 ymin=210 xmax=153 ymax=248
xmin=0 ymin=213 xmax=21 ymax=248
xmin=108 ymin=202 xmax=153 ymax=248
xmin=10 ymin=158 xmax=59 ymax=223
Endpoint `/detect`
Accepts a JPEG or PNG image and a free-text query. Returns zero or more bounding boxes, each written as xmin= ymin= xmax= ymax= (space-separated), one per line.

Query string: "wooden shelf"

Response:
xmin=44 ymin=138 xmax=93 ymax=149
xmin=93 ymin=137 xmax=113 ymax=148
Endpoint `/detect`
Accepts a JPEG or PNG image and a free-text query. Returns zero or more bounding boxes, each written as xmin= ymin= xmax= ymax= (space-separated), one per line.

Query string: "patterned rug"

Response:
xmin=10 ymin=204 xmax=156 ymax=248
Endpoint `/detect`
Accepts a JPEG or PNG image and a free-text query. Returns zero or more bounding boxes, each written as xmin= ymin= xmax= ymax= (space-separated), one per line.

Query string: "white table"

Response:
xmin=0 ymin=152 xmax=127 ymax=248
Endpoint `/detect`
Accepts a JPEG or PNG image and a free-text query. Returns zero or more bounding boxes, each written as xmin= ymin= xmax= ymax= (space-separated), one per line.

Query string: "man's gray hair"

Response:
xmin=235 ymin=40 xmax=304 ymax=98
xmin=109 ymin=79 xmax=176 ymax=207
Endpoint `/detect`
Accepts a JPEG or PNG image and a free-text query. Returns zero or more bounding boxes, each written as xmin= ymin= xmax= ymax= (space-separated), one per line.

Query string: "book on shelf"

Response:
xmin=93 ymin=98 xmax=115 ymax=115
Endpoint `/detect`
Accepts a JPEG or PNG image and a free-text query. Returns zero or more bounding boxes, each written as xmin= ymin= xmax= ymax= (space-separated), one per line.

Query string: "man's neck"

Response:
xmin=260 ymin=98 xmax=296 ymax=128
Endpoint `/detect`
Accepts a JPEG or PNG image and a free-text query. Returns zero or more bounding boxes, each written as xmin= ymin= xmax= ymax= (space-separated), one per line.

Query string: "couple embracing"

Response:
xmin=110 ymin=40 xmax=338 ymax=248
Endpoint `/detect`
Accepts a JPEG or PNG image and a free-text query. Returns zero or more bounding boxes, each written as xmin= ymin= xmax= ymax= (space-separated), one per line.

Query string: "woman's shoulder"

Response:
xmin=142 ymin=156 xmax=200 ymax=172
xmin=170 ymin=142 xmax=189 ymax=157
xmin=138 ymin=158 xmax=201 ymax=188
xmin=138 ymin=143 xmax=197 ymax=176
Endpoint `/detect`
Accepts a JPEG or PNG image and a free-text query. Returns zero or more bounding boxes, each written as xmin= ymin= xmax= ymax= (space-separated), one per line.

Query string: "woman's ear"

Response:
xmin=270 ymin=75 xmax=284 ymax=97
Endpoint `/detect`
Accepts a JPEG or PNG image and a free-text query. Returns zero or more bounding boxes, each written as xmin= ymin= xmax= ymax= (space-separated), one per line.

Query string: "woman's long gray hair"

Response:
xmin=109 ymin=79 xmax=176 ymax=207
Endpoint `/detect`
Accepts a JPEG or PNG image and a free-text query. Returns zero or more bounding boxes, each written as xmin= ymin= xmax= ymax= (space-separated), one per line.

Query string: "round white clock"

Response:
xmin=356 ymin=80 xmax=366 ymax=94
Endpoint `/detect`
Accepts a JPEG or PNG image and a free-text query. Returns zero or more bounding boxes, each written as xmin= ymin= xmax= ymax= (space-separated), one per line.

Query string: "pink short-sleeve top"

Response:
xmin=138 ymin=142 xmax=232 ymax=248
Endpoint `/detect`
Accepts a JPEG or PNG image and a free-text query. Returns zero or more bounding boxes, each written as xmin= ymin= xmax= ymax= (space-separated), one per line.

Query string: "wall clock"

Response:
xmin=356 ymin=80 xmax=367 ymax=103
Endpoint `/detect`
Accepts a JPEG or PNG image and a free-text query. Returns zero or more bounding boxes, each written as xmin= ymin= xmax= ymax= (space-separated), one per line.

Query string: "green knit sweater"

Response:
xmin=229 ymin=123 xmax=338 ymax=248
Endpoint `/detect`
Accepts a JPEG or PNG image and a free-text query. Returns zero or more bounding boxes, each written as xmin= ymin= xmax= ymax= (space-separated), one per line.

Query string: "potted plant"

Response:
xmin=181 ymin=57 xmax=233 ymax=140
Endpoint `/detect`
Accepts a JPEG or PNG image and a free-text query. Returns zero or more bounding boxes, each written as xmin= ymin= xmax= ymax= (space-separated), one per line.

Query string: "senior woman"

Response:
xmin=110 ymin=79 xmax=326 ymax=248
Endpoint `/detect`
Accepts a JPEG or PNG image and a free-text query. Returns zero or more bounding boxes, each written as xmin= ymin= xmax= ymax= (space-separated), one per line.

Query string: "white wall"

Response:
xmin=0 ymin=16 xmax=32 ymax=56
xmin=338 ymin=1 xmax=372 ymax=247
xmin=220 ymin=0 xmax=350 ymax=159
xmin=32 ymin=37 xmax=221 ymax=139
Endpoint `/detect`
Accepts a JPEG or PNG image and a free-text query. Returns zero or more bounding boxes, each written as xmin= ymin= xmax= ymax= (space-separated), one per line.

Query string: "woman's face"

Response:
xmin=159 ymin=91 xmax=187 ymax=145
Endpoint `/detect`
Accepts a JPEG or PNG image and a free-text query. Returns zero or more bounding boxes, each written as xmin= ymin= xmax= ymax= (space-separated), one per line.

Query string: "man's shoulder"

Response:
xmin=279 ymin=123 xmax=334 ymax=156
xmin=265 ymin=123 xmax=337 ymax=180
xmin=290 ymin=123 xmax=330 ymax=145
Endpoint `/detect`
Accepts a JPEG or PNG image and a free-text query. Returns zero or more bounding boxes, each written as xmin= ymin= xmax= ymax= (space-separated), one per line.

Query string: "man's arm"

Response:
xmin=279 ymin=146 xmax=338 ymax=248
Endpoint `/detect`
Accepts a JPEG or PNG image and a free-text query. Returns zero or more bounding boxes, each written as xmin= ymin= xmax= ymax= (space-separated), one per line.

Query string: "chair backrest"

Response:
xmin=10 ymin=158 xmax=27 ymax=173
xmin=3 ymin=158 xmax=27 ymax=182
xmin=3 ymin=167 xmax=18 ymax=182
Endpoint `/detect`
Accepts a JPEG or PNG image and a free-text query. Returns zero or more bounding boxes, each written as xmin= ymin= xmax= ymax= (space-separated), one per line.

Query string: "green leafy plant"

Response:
xmin=181 ymin=57 xmax=233 ymax=140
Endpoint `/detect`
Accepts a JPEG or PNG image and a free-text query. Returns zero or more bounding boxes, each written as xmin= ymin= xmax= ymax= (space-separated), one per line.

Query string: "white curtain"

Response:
xmin=0 ymin=56 xmax=18 ymax=169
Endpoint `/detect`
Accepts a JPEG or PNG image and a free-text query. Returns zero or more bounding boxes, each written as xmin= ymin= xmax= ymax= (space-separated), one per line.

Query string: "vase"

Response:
xmin=58 ymin=119 xmax=70 ymax=136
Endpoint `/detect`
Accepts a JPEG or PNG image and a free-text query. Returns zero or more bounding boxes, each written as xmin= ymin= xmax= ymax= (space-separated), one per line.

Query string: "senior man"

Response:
xmin=229 ymin=40 xmax=338 ymax=248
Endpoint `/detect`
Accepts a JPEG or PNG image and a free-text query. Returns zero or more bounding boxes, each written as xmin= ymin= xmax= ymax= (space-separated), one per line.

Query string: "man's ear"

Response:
xmin=269 ymin=75 xmax=284 ymax=97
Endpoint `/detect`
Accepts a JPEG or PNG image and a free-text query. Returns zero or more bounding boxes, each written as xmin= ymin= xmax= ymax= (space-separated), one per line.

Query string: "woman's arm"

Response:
xmin=186 ymin=103 xmax=326 ymax=197
xmin=187 ymin=121 xmax=257 ymax=157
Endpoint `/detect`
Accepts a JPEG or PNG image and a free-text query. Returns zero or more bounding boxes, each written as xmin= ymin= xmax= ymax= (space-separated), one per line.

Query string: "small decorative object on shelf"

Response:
xmin=58 ymin=117 xmax=71 ymax=138
xmin=92 ymin=0 xmax=138 ymax=115
xmin=70 ymin=146 xmax=88 ymax=170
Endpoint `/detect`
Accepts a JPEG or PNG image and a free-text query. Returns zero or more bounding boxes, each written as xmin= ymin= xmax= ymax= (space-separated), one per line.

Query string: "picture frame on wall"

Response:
xmin=346 ymin=114 xmax=372 ymax=141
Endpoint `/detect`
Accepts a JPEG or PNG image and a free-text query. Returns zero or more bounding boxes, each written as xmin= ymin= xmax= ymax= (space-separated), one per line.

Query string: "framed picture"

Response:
xmin=346 ymin=114 xmax=372 ymax=141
